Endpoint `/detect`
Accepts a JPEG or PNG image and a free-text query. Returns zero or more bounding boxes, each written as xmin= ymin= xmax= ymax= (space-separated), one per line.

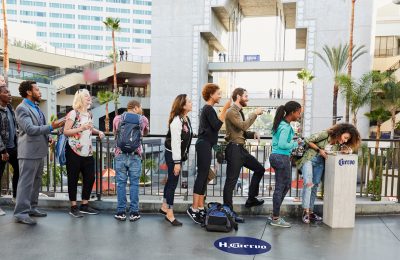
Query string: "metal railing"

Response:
xmin=1 ymin=136 xmax=399 ymax=203
xmin=0 ymin=67 xmax=52 ymax=84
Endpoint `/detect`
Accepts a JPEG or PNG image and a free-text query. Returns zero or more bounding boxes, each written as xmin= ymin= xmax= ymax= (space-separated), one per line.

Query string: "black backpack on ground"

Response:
xmin=203 ymin=202 xmax=238 ymax=232
xmin=116 ymin=112 xmax=142 ymax=153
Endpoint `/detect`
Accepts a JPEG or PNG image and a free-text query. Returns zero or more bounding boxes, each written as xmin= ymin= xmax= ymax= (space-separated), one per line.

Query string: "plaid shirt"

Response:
xmin=113 ymin=114 xmax=149 ymax=156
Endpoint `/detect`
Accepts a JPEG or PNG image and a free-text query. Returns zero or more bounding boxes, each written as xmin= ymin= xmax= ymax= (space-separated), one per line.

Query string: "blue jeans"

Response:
xmin=301 ymin=155 xmax=325 ymax=210
xmin=269 ymin=154 xmax=292 ymax=217
xmin=115 ymin=153 xmax=142 ymax=213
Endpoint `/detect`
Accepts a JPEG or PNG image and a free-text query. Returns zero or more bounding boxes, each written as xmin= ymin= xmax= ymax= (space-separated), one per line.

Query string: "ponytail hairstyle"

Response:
xmin=272 ymin=101 xmax=301 ymax=134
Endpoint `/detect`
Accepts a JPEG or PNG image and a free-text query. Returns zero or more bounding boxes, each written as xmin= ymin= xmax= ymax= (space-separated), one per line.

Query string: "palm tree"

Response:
xmin=365 ymin=108 xmax=391 ymax=151
xmin=2 ymin=0 xmax=9 ymax=84
xmin=103 ymin=17 xmax=121 ymax=115
xmin=314 ymin=43 xmax=366 ymax=124
xmin=371 ymin=72 xmax=400 ymax=139
xmin=97 ymin=90 xmax=115 ymax=134
xmin=337 ymin=72 xmax=374 ymax=126
xmin=346 ymin=0 xmax=357 ymax=123
xmin=347 ymin=0 xmax=356 ymax=78
xmin=297 ymin=69 xmax=315 ymax=136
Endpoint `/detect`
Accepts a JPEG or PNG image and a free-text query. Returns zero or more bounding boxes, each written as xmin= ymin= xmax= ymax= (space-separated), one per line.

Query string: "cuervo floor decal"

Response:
xmin=214 ymin=236 xmax=271 ymax=255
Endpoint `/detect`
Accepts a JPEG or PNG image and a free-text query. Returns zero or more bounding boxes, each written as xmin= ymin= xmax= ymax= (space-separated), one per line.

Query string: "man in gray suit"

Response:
xmin=14 ymin=81 xmax=64 ymax=225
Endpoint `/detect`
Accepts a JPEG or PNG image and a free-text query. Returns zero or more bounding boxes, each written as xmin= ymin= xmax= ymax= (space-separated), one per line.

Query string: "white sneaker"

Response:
xmin=0 ymin=207 xmax=6 ymax=216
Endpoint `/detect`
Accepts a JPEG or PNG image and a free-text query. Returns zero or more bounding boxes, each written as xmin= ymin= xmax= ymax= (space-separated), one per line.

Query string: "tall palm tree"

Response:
xmin=337 ymin=72 xmax=374 ymax=126
xmin=103 ymin=17 xmax=121 ymax=115
xmin=97 ymin=90 xmax=115 ymax=134
xmin=346 ymin=0 xmax=357 ymax=123
xmin=314 ymin=43 xmax=366 ymax=124
xmin=371 ymin=72 xmax=400 ymax=139
xmin=296 ymin=69 xmax=315 ymax=135
xmin=2 ymin=0 xmax=9 ymax=84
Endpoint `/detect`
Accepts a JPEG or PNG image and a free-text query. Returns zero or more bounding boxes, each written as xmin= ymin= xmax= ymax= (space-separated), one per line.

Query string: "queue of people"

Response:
xmin=0 ymin=79 xmax=361 ymax=228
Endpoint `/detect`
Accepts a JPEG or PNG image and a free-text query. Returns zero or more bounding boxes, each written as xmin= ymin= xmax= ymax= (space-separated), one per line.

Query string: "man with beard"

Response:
xmin=14 ymin=81 xmax=65 ymax=225
xmin=223 ymin=88 xmax=265 ymax=223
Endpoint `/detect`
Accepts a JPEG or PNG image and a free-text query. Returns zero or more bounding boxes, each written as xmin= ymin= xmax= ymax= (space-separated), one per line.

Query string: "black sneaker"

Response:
xmin=129 ymin=212 xmax=141 ymax=222
xmin=114 ymin=212 xmax=126 ymax=221
xmin=186 ymin=207 xmax=202 ymax=224
xmin=245 ymin=197 xmax=265 ymax=208
xmin=79 ymin=204 xmax=99 ymax=215
xmin=69 ymin=206 xmax=83 ymax=218
xmin=199 ymin=209 xmax=206 ymax=219
xmin=309 ymin=212 xmax=323 ymax=222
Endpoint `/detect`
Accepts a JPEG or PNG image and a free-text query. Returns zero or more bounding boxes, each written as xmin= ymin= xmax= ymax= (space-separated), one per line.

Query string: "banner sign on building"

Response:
xmin=243 ymin=55 xmax=260 ymax=62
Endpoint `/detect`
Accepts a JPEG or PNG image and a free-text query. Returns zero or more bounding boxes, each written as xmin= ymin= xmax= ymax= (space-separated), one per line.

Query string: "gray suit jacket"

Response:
xmin=16 ymin=101 xmax=51 ymax=159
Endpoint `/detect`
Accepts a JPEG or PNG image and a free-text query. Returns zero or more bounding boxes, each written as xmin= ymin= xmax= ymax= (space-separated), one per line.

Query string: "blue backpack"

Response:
xmin=116 ymin=112 xmax=142 ymax=153
xmin=204 ymin=202 xmax=238 ymax=232
xmin=55 ymin=110 xmax=81 ymax=166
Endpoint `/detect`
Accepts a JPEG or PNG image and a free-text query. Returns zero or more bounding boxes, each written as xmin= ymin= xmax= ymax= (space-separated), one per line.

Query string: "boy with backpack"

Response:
xmin=113 ymin=100 xmax=149 ymax=221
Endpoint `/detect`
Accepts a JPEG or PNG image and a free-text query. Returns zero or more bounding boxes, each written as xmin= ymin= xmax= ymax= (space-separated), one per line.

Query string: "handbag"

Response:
xmin=207 ymin=168 xmax=217 ymax=183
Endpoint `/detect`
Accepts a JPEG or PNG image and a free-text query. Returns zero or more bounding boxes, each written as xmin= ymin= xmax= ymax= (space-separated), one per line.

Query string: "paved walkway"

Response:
xmin=0 ymin=208 xmax=399 ymax=260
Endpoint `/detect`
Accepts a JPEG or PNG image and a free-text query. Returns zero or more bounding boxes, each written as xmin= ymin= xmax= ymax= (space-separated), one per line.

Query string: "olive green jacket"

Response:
xmin=295 ymin=130 xmax=340 ymax=169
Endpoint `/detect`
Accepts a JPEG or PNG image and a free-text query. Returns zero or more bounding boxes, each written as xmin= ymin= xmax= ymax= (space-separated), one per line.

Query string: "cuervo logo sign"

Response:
xmin=214 ymin=237 xmax=271 ymax=255
xmin=338 ymin=158 xmax=356 ymax=166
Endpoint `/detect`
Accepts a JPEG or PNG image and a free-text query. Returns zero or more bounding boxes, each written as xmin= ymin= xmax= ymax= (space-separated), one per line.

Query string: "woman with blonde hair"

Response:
xmin=160 ymin=94 xmax=193 ymax=226
xmin=63 ymin=89 xmax=105 ymax=218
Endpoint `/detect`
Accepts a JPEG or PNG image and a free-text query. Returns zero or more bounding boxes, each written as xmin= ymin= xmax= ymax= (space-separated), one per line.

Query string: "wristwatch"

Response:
xmin=316 ymin=148 xmax=320 ymax=153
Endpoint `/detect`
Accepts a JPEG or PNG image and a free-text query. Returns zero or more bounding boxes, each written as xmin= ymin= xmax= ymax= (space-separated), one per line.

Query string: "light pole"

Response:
xmin=289 ymin=81 xmax=297 ymax=99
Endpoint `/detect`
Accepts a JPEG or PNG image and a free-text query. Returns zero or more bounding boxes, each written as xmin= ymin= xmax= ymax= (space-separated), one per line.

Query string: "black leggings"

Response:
xmin=0 ymin=148 xmax=19 ymax=198
xmin=66 ymin=143 xmax=95 ymax=202
xmin=193 ymin=140 xmax=212 ymax=195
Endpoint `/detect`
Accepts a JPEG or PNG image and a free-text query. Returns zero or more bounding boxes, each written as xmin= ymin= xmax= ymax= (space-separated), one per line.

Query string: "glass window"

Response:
xmin=50 ymin=42 xmax=62 ymax=48
xmin=63 ymin=24 xmax=75 ymax=29
xmin=50 ymin=23 xmax=62 ymax=28
xmin=63 ymin=33 xmax=75 ymax=39
xmin=106 ymin=0 xmax=130 ymax=3
xmin=133 ymin=10 xmax=151 ymax=15
xmin=49 ymin=3 xmax=74 ymax=9
xmin=91 ymin=6 xmax=103 ymax=11
xmin=36 ymin=31 xmax=46 ymax=37
xmin=106 ymin=7 xmax=130 ymax=13
xmin=78 ymin=35 xmax=90 ymax=40
xmin=78 ymin=25 xmax=90 ymax=30
xmin=63 ymin=43 xmax=75 ymax=48
xmin=20 ymin=1 xmax=46 ymax=7
xmin=50 ymin=32 xmax=62 ymax=37
xmin=133 ymin=19 xmax=151 ymax=25
xmin=133 ymin=0 xmax=151 ymax=6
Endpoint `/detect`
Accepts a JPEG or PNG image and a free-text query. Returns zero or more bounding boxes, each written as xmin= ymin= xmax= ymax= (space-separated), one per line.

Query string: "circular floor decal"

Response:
xmin=214 ymin=236 xmax=271 ymax=255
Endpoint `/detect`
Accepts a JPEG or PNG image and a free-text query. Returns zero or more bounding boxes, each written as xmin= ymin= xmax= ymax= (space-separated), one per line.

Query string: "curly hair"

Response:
xmin=19 ymin=80 xmax=37 ymax=98
xmin=202 ymin=83 xmax=220 ymax=101
xmin=327 ymin=123 xmax=361 ymax=150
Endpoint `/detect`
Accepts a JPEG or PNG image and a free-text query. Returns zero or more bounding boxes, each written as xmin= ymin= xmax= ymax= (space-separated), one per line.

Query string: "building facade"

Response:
xmin=150 ymin=0 xmax=376 ymax=137
xmin=2 ymin=0 xmax=152 ymax=57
